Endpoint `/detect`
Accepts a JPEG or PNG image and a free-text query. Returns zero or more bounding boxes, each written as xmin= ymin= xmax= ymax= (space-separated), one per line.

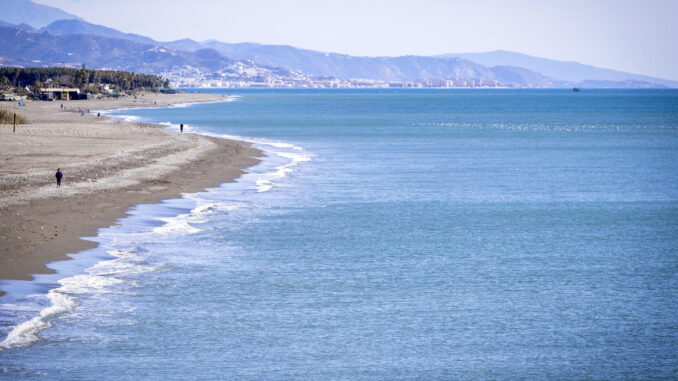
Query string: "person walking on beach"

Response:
xmin=55 ymin=168 xmax=63 ymax=188
xmin=180 ymin=124 xmax=184 ymax=133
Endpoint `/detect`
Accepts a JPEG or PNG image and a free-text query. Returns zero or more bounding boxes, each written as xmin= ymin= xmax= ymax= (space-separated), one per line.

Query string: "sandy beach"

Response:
xmin=0 ymin=93 xmax=261 ymax=284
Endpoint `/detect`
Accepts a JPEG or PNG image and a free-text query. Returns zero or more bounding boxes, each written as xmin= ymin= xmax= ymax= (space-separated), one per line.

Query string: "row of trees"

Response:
xmin=0 ymin=67 xmax=170 ymax=93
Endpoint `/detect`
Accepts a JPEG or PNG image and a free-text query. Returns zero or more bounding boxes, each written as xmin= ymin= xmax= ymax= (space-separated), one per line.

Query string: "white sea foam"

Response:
xmin=0 ymin=248 xmax=160 ymax=349
xmin=179 ymin=125 xmax=314 ymax=193
xmin=197 ymin=131 xmax=305 ymax=152
xmin=253 ymin=151 xmax=313 ymax=192
xmin=256 ymin=179 xmax=274 ymax=193
xmin=0 ymin=289 xmax=78 ymax=349
xmin=152 ymin=199 xmax=250 ymax=235
xmin=153 ymin=215 xmax=204 ymax=235
xmin=275 ymin=152 xmax=314 ymax=175
xmin=276 ymin=151 xmax=313 ymax=164
xmin=189 ymin=200 xmax=248 ymax=216
xmin=174 ymin=96 xmax=239 ymax=107
xmin=93 ymin=96 xmax=235 ymax=124
xmin=119 ymin=115 xmax=140 ymax=122
xmin=0 ymin=274 xmax=121 ymax=349
xmin=264 ymin=142 xmax=304 ymax=150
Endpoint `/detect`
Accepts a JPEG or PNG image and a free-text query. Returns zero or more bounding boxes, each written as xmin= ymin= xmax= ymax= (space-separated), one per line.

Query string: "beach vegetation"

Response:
xmin=0 ymin=67 xmax=169 ymax=96
xmin=0 ymin=109 xmax=28 ymax=125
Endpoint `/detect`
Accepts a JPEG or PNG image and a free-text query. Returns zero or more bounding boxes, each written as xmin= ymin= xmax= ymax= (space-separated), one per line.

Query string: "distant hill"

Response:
xmin=490 ymin=66 xmax=551 ymax=88
xmin=199 ymin=41 xmax=549 ymax=85
xmin=0 ymin=26 xmax=232 ymax=73
xmin=0 ymin=0 xmax=81 ymax=28
xmin=439 ymin=50 xmax=678 ymax=88
xmin=43 ymin=19 xmax=157 ymax=45
xmin=162 ymin=39 xmax=205 ymax=52
xmin=42 ymin=19 xmax=212 ymax=56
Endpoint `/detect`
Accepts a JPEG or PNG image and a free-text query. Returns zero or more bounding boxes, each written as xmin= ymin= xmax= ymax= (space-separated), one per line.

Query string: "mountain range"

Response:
xmin=0 ymin=26 xmax=235 ymax=74
xmin=0 ymin=0 xmax=675 ymax=88
xmin=439 ymin=51 xmax=678 ymax=88
xmin=1 ymin=0 xmax=81 ymax=28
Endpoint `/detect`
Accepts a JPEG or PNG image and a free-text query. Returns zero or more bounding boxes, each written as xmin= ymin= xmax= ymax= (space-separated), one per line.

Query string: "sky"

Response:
xmin=34 ymin=0 xmax=678 ymax=80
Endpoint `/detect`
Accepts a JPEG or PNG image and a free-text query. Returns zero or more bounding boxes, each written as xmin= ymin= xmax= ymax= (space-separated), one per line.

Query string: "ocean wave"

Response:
xmin=252 ymin=151 xmax=314 ymax=193
xmin=262 ymin=141 xmax=304 ymax=150
xmin=153 ymin=215 xmax=204 ymax=235
xmin=196 ymin=131 xmax=305 ymax=152
xmin=256 ymin=179 xmax=274 ymax=193
xmin=182 ymin=125 xmax=314 ymax=193
xmin=0 ymin=274 xmax=121 ymax=349
xmin=152 ymin=199 xmax=250 ymax=235
xmin=0 ymin=247 xmax=167 ymax=349
xmin=111 ymin=114 xmax=140 ymax=123
xmin=173 ymin=96 xmax=238 ymax=107
xmin=0 ymin=289 xmax=78 ymax=349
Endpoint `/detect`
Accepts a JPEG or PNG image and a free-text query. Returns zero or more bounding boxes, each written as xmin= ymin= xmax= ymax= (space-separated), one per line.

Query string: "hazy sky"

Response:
xmin=34 ymin=0 xmax=678 ymax=80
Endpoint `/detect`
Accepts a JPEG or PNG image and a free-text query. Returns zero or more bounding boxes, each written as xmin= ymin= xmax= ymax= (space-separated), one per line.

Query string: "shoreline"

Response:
xmin=0 ymin=93 xmax=262 ymax=289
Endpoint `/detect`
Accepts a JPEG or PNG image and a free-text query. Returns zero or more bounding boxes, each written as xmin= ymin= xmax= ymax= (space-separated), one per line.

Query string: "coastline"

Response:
xmin=0 ymin=93 xmax=262 ymax=287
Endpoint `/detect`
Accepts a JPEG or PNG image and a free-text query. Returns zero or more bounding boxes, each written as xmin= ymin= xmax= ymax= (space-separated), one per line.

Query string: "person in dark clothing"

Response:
xmin=56 ymin=168 xmax=63 ymax=188
xmin=180 ymin=124 xmax=184 ymax=133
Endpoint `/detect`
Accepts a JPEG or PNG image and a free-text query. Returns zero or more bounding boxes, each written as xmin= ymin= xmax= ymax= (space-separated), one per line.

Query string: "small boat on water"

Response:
xmin=572 ymin=87 xmax=580 ymax=92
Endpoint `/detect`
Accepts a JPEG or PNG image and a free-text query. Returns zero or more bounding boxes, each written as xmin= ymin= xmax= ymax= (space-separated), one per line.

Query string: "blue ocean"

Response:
xmin=1 ymin=89 xmax=678 ymax=379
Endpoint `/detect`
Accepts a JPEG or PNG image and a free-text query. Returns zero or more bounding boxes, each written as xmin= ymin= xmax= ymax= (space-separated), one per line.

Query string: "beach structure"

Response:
xmin=38 ymin=88 xmax=90 ymax=101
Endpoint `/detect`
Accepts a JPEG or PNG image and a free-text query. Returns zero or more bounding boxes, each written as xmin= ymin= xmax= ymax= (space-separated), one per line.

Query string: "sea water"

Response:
xmin=1 ymin=89 xmax=677 ymax=379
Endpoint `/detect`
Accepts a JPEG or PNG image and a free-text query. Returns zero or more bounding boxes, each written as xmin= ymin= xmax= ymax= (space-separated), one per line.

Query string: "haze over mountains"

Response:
xmin=1 ymin=0 xmax=675 ymax=88
xmin=1 ymin=0 xmax=81 ymax=29
xmin=440 ymin=51 xmax=678 ymax=88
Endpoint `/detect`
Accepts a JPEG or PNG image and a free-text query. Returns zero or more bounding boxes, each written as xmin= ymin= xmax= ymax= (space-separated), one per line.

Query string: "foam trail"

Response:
xmin=0 ymin=247 xmax=161 ymax=349
xmin=151 ymin=199 xmax=249 ymax=235
xmin=93 ymin=95 xmax=238 ymax=123
xmin=198 ymin=131 xmax=305 ymax=152
xmin=0 ymin=289 xmax=77 ymax=349
xmin=0 ymin=273 xmax=122 ymax=349
xmin=181 ymin=125 xmax=314 ymax=193
xmin=254 ymin=151 xmax=313 ymax=192
xmin=153 ymin=216 xmax=203 ymax=235
xmin=256 ymin=179 xmax=274 ymax=193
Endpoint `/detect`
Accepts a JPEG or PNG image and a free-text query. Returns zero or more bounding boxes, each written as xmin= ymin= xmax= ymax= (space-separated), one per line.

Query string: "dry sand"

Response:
xmin=0 ymin=93 xmax=261 ymax=285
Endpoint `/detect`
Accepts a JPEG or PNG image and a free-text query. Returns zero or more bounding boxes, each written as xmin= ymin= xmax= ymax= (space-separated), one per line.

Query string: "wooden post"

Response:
xmin=13 ymin=112 xmax=16 ymax=133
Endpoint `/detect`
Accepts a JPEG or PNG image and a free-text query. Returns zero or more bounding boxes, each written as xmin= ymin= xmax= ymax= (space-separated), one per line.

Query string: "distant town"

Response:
xmin=160 ymin=62 xmax=519 ymax=89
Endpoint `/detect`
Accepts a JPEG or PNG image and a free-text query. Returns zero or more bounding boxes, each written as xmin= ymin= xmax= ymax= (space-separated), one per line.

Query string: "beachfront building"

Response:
xmin=38 ymin=87 xmax=87 ymax=101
